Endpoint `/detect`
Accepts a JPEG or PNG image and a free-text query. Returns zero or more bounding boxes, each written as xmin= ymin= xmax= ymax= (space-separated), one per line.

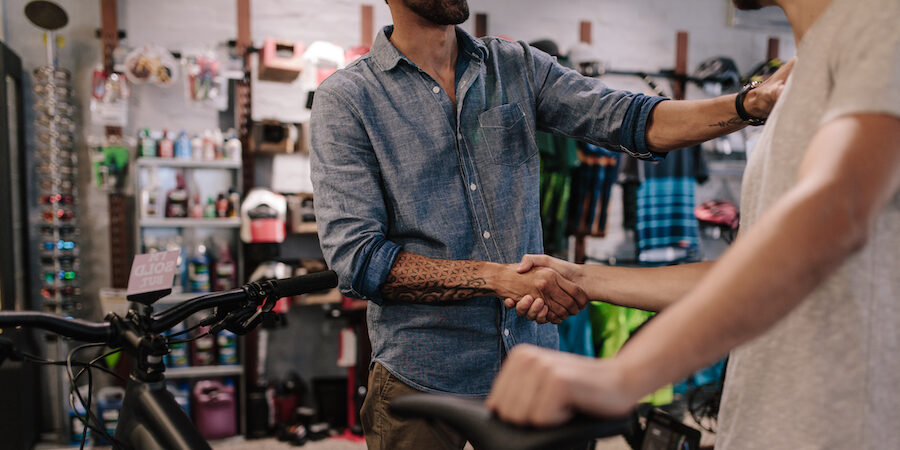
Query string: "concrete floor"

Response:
xmin=208 ymin=435 xmax=633 ymax=449
xmin=37 ymin=434 xmax=635 ymax=449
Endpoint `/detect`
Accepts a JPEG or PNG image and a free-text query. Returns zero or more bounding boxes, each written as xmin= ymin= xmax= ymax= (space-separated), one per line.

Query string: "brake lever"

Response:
xmin=240 ymin=293 xmax=279 ymax=331
xmin=214 ymin=307 xmax=258 ymax=335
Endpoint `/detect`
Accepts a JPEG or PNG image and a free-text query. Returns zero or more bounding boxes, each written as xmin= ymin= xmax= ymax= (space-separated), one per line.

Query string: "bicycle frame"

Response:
xmin=0 ymin=271 xmax=339 ymax=450
xmin=115 ymin=377 xmax=209 ymax=450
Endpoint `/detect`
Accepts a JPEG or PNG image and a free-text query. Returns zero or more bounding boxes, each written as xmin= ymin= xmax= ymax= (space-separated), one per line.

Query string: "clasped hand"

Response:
xmin=498 ymin=255 xmax=587 ymax=324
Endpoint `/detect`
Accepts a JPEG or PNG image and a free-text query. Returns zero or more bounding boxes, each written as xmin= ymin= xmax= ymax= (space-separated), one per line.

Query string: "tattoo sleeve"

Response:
xmin=708 ymin=116 xmax=744 ymax=128
xmin=380 ymin=251 xmax=495 ymax=303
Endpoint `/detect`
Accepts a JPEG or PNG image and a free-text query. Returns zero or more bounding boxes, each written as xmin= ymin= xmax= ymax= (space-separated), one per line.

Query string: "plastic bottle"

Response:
xmin=191 ymin=325 xmax=216 ymax=366
xmin=97 ymin=386 xmax=126 ymax=442
xmin=165 ymin=172 xmax=189 ymax=218
xmin=174 ymin=130 xmax=192 ymax=159
xmin=191 ymin=134 xmax=204 ymax=161
xmin=68 ymin=386 xmax=92 ymax=445
xmin=166 ymin=322 xmax=190 ymax=368
xmin=190 ymin=194 xmax=204 ymax=219
xmin=212 ymin=128 xmax=225 ymax=159
xmin=213 ymin=244 xmax=236 ymax=291
xmin=224 ymin=130 xmax=242 ymax=162
xmin=141 ymin=168 xmax=160 ymax=218
xmin=204 ymin=197 xmax=216 ymax=219
xmin=188 ymin=244 xmax=211 ymax=293
xmin=227 ymin=189 xmax=240 ymax=217
xmin=139 ymin=128 xmax=157 ymax=157
xmin=217 ymin=329 xmax=238 ymax=365
xmin=165 ymin=235 xmax=187 ymax=293
xmin=202 ymin=129 xmax=217 ymax=161
xmin=216 ymin=193 xmax=228 ymax=218
xmin=158 ymin=129 xmax=175 ymax=158
xmin=192 ymin=379 xmax=237 ymax=439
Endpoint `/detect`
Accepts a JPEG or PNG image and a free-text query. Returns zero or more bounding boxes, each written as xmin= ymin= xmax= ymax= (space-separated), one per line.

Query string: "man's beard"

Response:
xmin=732 ymin=0 xmax=764 ymax=10
xmin=404 ymin=0 xmax=470 ymax=25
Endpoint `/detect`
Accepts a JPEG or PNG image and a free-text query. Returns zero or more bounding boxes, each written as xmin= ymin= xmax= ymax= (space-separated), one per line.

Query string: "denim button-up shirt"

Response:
xmin=310 ymin=26 xmax=665 ymax=396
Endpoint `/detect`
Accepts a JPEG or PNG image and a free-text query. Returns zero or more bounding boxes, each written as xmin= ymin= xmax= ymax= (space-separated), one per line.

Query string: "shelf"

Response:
xmin=165 ymin=365 xmax=244 ymax=379
xmin=140 ymin=217 xmax=241 ymax=228
xmin=137 ymin=157 xmax=242 ymax=169
xmin=291 ymin=222 xmax=318 ymax=234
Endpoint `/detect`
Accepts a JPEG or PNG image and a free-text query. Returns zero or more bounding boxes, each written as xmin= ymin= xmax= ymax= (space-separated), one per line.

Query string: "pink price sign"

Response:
xmin=127 ymin=250 xmax=180 ymax=297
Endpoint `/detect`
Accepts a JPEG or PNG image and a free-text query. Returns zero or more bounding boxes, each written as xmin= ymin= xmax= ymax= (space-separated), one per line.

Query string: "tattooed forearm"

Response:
xmin=708 ymin=116 xmax=744 ymax=128
xmin=380 ymin=251 xmax=494 ymax=303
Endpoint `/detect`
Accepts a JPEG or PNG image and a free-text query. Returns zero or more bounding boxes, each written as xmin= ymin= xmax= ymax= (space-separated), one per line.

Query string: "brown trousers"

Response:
xmin=361 ymin=362 xmax=467 ymax=450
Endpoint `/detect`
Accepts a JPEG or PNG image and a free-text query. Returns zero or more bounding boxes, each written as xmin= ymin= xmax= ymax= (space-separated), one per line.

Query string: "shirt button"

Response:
xmin=469 ymin=183 xmax=477 ymax=191
xmin=457 ymin=133 xmax=463 ymax=140
xmin=483 ymin=231 xmax=491 ymax=239
xmin=503 ymin=329 xmax=510 ymax=337
xmin=432 ymin=86 xmax=440 ymax=94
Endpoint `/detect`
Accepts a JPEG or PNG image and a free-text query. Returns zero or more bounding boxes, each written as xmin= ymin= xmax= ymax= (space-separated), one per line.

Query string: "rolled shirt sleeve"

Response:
xmin=527 ymin=45 xmax=668 ymax=160
xmin=309 ymin=86 xmax=401 ymax=304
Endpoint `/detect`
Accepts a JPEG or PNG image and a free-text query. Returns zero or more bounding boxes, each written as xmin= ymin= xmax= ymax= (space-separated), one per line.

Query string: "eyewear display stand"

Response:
xmin=27 ymin=0 xmax=81 ymax=315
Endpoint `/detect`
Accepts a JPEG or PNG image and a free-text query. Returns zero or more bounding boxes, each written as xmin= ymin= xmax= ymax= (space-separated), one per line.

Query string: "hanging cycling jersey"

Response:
xmin=536 ymin=131 xmax=578 ymax=256
xmin=568 ymin=144 xmax=621 ymax=239
xmin=635 ymin=146 xmax=708 ymax=265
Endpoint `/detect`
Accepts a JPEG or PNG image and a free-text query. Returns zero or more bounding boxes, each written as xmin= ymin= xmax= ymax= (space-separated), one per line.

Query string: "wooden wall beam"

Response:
xmin=579 ymin=21 xmax=591 ymax=44
xmin=99 ymin=0 xmax=118 ymax=73
xmin=767 ymin=37 xmax=780 ymax=61
xmin=475 ymin=13 xmax=487 ymax=38
xmin=674 ymin=31 xmax=689 ymax=100
xmin=361 ymin=5 xmax=374 ymax=47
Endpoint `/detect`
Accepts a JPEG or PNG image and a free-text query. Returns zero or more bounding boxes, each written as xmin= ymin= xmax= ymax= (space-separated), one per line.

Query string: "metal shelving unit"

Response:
xmin=133 ymin=155 xmax=248 ymax=435
xmin=137 ymin=157 xmax=242 ymax=170
xmin=139 ymin=217 xmax=242 ymax=228
xmin=166 ymin=365 xmax=244 ymax=379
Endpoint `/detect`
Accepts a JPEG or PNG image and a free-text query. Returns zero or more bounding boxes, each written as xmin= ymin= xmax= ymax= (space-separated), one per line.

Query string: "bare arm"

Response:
xmin=645 ymin=60 xmax=793 ymax=152
xmin=381 ymin=251 xmax=588 ymax=322
xmin=514 ymin=256 xmax=714 ymax=313
xmin=488 ymin=113 xmax=900 ymax=425
xmin=380 ymin=251 xmax=493 ymax=303
xmin=614 ymin=113 xmax=900 ymax=405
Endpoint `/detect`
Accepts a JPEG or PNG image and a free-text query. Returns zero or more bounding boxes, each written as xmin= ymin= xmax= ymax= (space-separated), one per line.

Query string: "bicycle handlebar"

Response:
xmin=150 ymin=270 xmax=338 ymax=332
xmin=271 ymin=270 xmax=338 ymax=298
xmin=389 ymin=394 xmax=632 ymax=450
xmin=0 ymin=271 xmax=339 ymax=343
xmin=149 ymin=289 xmax=249 ymax=333
xmin=0 ymin=312 xmax=113 ymax=343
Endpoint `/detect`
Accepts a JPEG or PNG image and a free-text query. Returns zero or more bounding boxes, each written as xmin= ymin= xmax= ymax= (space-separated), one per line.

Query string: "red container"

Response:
xmin=192 ymin=380 xmax=237 ymax=440
xmin=249 ymin=217 xmax=285 ymax=243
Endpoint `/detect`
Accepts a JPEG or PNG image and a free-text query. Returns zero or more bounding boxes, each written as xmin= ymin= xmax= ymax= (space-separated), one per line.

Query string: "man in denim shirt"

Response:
xmin=310 ymin=1 xmax=786 ymax=448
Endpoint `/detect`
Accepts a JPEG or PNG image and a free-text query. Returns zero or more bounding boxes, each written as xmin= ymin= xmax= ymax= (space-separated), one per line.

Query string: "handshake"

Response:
xmin=491 ymin=254 xmax=588 ymax=325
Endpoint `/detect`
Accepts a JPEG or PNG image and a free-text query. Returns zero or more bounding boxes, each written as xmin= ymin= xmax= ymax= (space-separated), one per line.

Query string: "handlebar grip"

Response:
xmin=271 ymin=271 xmax=338 ymax=298
xmin=0 ymin=311 xmax=113 ymax=343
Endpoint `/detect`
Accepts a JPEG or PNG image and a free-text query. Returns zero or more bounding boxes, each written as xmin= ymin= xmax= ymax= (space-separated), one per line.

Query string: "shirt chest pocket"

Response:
xmin=478 ymin=103 xmax=538 ymax=167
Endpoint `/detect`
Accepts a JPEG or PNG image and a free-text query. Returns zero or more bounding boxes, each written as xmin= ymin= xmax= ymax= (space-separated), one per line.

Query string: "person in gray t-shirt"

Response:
xmin=488 ymin=0 xmax=900 ymax=448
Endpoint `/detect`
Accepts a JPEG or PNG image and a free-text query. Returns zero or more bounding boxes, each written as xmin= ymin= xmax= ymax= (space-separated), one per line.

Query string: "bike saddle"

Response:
xmin=389 ymin=394 xmax=632 ymax=450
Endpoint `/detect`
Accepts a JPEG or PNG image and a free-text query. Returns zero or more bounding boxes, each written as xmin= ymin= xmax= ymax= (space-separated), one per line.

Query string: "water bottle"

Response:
xmin=217 ymin=329 xmax=238 ymax=365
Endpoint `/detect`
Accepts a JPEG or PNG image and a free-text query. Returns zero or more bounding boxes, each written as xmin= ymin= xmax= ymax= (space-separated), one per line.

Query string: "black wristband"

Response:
xmin=735 ymin=81 xmax=766 ymax=126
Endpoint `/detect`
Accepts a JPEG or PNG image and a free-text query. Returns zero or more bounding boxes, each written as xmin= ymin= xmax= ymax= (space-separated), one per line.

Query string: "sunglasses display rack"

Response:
xmin=33 ymin=66 xmax=81 ymax=313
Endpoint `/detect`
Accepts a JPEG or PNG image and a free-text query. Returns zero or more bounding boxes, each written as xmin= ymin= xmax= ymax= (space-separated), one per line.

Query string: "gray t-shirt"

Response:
xmin=716 ymin=0 xmax=900 ymax=449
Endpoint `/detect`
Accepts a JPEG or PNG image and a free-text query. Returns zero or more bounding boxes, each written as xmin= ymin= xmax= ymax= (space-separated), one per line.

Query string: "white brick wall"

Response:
xmin=249 ymin=0 xmax=794 ymax=121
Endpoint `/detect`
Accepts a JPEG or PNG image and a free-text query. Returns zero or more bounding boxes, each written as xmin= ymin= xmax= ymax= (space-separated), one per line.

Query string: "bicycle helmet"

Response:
xmin=568 ymin=42 xmax=605 ymax=77
xmin=745 ymin=58 xmax=784 ymax=83
xmin=693 ymin=57 xmax=741 ymax=93
xmin=694 ymin=200 xmax=739 ymax=230
xmin=530 ymin=39 xmax=560 ymax=57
